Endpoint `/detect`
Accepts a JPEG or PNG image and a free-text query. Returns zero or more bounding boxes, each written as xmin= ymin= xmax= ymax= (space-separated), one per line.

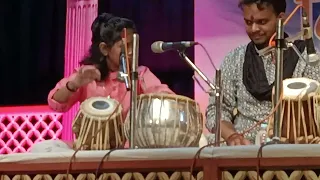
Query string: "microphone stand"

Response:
xmin=129 ymin=33 xmax=139 ymax=148
xmin=255 ymin=19 xmax=309 ymax=145
xmin=271 ymin=18 xmax=285 ymax=143
xmin=178 ymin=50 xmax=222 ymax=147
xmin=214 ymin=69 xmax=222 ymax=146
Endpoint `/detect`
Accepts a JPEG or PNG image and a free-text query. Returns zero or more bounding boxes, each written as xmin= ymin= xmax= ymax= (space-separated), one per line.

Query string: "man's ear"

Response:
xmin=99 ymin=42 xmax=109 ymax=56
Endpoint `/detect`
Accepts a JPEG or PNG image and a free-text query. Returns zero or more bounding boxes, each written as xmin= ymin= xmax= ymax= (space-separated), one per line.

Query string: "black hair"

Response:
xmin=80 ymin=13 xmax=137 ymax=80
xmin=238 ymin=0 xmax=286 ymax=15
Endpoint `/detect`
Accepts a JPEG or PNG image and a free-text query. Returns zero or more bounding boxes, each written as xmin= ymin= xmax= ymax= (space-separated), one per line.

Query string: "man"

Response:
xmin=206 ymin=0 xmax=320 ymax=146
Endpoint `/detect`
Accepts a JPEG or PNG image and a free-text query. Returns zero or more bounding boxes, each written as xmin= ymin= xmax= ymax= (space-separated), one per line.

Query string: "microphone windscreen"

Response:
xmin=151 ymin=41 xmax=164 ymax=53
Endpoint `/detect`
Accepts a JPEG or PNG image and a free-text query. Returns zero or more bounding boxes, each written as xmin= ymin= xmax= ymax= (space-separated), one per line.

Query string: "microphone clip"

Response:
xmin=117 ymin=71 xmax=129 ymax=81
xmin=118 ymin=45 xmax=131 ymax=90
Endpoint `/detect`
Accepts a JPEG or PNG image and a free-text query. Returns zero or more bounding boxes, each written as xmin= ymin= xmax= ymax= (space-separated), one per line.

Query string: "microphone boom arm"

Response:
xmin=178 ymin=51 xmax=222 ymax=147
xmin=257 ymin=30 xmax=304 ymax=57
xmin=257 ymin=34 xmax=309 ymax=67
xmin=287 ymin=42 xmax=307 ymax=62
xmin=178 ymin=52 xmax=216 ymax=91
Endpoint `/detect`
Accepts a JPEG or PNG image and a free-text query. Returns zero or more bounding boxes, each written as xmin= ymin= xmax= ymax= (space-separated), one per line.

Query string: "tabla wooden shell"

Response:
xmin=267 ymin=77 xmax=320 ymax=144
xmin=124 ymin=93 xmax=203 ymax=148
xmin=72 ymin=97 xmax=125 ymax=150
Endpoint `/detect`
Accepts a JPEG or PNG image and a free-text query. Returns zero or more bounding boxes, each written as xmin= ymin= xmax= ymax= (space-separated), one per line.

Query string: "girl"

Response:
xmin=33 ymin=13 xmax=174 ymax=152
xmin=48 ymin=13 xmax=174 ymax=116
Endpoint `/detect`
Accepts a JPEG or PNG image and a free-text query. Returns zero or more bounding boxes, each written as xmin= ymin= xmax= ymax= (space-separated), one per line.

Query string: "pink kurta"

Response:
xmin=48 ymin=66 xmax=174 ymax=119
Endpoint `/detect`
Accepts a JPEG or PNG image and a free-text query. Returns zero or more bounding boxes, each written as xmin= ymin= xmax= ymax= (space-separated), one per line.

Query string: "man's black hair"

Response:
xmin=238 ymin=0 xmax=286 ymax=15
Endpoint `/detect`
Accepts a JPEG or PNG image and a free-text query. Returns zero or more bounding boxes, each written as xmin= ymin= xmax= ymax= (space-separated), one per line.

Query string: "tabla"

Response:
xmin=124 ymin=93 xmax=203 ymax=148
xmin=72 ymin=97 xmax=125 ymax=150
xmin=267 ymin=77 xmax=320 ymax=144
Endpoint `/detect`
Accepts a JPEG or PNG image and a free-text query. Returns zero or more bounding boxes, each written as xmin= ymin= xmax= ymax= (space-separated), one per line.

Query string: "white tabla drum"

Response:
xmin=267 ymin=77 xmax=320 ymax=144
xmin=72 ymin=97 xmax=125 ymax=150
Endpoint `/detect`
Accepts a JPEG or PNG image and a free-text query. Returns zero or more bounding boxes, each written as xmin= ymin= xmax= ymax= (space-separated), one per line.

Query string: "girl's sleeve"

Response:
xmin=138 ymin=66 xmax=175 ymax=94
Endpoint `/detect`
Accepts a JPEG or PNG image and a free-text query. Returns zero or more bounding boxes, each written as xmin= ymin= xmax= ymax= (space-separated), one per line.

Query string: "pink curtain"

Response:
xmin=62 ymin=0 xmax=98 ymax=140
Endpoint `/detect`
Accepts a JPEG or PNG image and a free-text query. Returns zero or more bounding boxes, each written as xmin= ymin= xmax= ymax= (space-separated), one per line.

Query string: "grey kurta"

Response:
xmin=206 ymin=44 xmax=320 ymax=143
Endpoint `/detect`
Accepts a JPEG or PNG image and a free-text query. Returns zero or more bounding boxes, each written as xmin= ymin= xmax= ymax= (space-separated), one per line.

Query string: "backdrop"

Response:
xmin=0 ymin=1 xmax=66 ymax=106
xmin=194 ymin=0 xmax=319 ymax=132
xmin=98 ymin=0 xmax=195 ymax=98
xmin=0 ymin=0 xmax=194 ymax=107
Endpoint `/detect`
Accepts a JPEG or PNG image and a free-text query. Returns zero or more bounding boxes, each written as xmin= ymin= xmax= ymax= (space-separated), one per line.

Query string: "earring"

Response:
xmin=100 ymin=56 xmax=106 ymax=62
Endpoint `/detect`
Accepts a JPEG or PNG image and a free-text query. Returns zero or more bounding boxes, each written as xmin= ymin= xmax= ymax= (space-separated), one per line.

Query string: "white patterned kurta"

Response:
xmin=206 ymin=44 xmax=320 ymax=143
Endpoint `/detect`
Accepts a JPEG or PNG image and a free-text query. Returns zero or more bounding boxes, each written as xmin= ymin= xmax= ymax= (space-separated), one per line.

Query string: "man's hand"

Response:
xmin=226 ymin=134 xmax=251 ymax=146
xmin=220 ymin=121 xmax=251 ymax=146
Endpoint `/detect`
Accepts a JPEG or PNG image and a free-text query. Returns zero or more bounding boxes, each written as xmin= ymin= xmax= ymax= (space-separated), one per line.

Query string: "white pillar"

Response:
xmin=62 ymin=0 xmax=98 ymax=140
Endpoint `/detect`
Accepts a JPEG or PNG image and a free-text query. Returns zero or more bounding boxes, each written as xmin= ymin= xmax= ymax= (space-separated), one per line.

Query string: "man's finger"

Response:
xmin=234 ymin=138 xmax=242 ymax=146
xmin=242 ymin=138 xmax=251 ymax=145
xmin=228 ymin=140 xmax=235 ymax=146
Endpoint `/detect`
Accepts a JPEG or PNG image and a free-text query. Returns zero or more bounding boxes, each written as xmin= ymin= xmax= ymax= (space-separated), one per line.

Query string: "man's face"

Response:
xmin=242 ymin=3 xmax=283 ymax=47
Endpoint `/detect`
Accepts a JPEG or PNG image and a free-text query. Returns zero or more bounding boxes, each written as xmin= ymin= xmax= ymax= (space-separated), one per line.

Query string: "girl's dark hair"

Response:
xmin=238 ymin=0 xmax=286 ymax=15
xmin=80 ymin=13 xmax=137 ymax=80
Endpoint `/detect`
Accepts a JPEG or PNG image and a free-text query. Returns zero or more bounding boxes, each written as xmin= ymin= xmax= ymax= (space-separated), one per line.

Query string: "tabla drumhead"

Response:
xmin=80 ymin=97 xmax=119 ymax=117
xmin=283 ymin=77 xmax=319 ymax=100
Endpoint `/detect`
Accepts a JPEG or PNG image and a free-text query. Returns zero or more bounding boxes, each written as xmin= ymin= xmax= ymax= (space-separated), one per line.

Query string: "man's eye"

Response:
xmin=245 ymin=20 xmax=252 ymax=25
xmin=258 ymin=20 xmax=267 ymax=25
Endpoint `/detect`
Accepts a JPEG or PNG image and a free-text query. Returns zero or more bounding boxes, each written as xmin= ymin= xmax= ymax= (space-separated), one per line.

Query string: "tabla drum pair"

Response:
xmin=72 ymin=94 xmax=203 ymax=150
xmin=267 ymin=77 xmax=320 ymax=144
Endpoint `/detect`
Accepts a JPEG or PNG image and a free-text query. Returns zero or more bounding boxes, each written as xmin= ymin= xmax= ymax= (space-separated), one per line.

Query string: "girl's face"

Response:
xmin=99 ymin=29 xmax=134 ymax=72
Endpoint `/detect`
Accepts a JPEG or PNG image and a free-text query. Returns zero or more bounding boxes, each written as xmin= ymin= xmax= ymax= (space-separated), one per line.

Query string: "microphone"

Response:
xmin=151 ymin=41 xmax=198 ymax=53
xmin=302 ymin=9 xmax=320 ymax=66
xmin=118 ymin=46 xmax=130 ymax=90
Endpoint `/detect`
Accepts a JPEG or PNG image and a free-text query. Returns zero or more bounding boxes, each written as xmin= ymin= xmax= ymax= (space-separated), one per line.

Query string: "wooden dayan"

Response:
xmin=72 ymin=97 xmax=125 ymax=150
xmin=268 ymin=77 xmax=320 ymax=143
